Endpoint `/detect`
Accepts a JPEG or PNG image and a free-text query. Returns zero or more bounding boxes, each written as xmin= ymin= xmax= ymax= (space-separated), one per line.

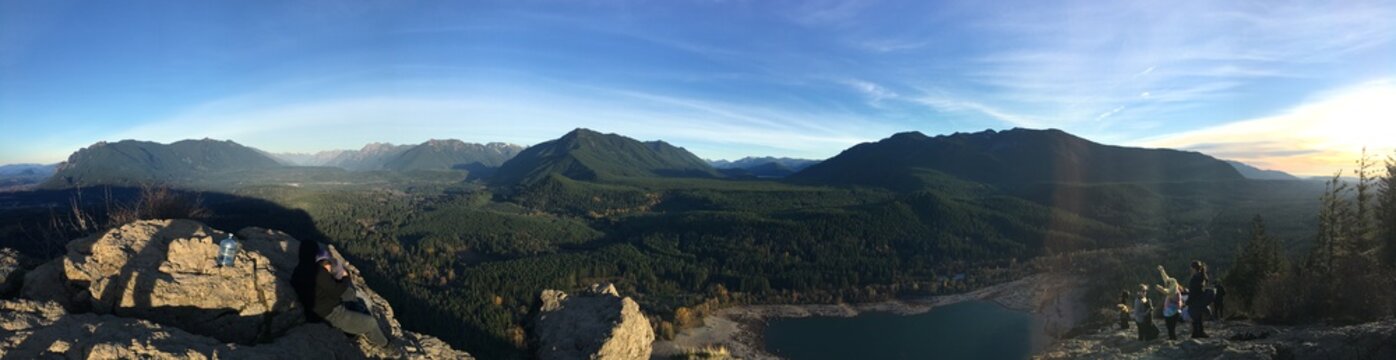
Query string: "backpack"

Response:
xmin=1197 ymin=288 xmax=1215 ymax=307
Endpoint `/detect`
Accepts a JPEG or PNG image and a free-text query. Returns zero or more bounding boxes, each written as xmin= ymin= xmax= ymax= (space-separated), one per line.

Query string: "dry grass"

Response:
xmin=104 ymin=185 xmax=210 ymax=227
xmin=671 ymin=345 xmax=732 ymax=360
xmin=35 ymin=185 xmax=211 ymax=257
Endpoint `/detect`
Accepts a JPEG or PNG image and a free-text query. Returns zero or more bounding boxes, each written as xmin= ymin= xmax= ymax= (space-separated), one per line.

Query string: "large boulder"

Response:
xmin=0 ymin=248 xmax=22 ymax=296
xmin=0 ymin=299 xmax=361 ymax=359
xmin=9 ymin=219 xmax=471 ymax=359
xmin=535 ymin=283 xmax=655 ymax=360
xmin=23 ymin=220 xmax=301 ymax=344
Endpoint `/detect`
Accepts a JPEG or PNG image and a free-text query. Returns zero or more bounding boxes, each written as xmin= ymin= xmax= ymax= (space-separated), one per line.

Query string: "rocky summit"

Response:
xmin=1036 ymin=318 xmax=1396 ymax=360
xmin=535 ymin=283 xmax=656 ymax=360
xmin=2 ymin=219 xmax=471 ymax=359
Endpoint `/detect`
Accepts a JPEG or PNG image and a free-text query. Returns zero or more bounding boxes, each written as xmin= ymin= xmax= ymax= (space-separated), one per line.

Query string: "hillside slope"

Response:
xmin=790 ymin=128 xmax=1243 ymax=191
xmin=1226 ymin=160 xmax=1299 ymax=180
xmin=492 ymin=128 xmax=718 ymax=186
xmin=383 ymin=140 xmax=523 ymax=172
xmin=324 ymin=143 xmax=414 ymax=171
xmin=42 ymin=139 xmax=283 ymax=188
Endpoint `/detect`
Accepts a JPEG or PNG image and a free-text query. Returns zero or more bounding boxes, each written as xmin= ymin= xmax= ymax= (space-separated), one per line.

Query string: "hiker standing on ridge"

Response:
xmin=1187 ymin=260 xmax=1211 ymax=338
xmin=1155 ymin=265 xmax=1184 ymax=340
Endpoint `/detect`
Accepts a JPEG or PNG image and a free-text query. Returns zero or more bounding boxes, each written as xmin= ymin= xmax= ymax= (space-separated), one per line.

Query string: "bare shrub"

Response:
xmin=37 ymin=185 xmax=211 ymax=257
xmin=105 ymin=185 xmax=211 ymax=227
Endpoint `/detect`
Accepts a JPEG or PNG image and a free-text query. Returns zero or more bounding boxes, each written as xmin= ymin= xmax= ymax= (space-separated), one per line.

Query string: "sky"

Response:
xmin=1 ymin=0 xmax=1393 ymax=176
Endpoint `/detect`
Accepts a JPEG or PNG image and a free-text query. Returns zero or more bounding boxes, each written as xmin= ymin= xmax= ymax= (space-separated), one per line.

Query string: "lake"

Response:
xmin=762 ymin=300 xmax=1047 ymax=360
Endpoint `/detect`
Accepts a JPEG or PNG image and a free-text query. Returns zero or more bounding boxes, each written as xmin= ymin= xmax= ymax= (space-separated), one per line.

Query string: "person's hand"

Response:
xmin=335 ymin=265 xmax=348 ymax=280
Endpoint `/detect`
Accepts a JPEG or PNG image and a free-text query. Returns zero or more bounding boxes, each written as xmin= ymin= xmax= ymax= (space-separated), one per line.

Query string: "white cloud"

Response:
xmin=912 ymin=92 xmax=1040 ymax=128
xmin=1096 ymin=106 xmax=1125 ymax=120
xmin=954 ymin=0 xmax=1396 ymax=133
xmin=1137 ymin=79 xmax=1396 ymax=176
xmin=839 ymin=78 xmax=897 ymax=105
xmin=108 ymin=81 xmax=893 ymax=162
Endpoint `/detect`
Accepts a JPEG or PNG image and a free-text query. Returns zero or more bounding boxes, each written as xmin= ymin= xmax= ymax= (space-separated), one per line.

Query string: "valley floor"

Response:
xmin=653 ymin=273 xmax=1090 ymax=359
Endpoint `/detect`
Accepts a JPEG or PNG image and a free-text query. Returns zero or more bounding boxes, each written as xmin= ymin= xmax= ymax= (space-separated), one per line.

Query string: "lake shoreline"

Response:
xmin=652 ymin=273 xmax=1088 ymax=359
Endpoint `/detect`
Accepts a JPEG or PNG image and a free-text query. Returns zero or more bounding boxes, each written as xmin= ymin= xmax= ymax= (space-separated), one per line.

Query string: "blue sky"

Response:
xmin=2 ymin=0 xmax=1393 ymax=175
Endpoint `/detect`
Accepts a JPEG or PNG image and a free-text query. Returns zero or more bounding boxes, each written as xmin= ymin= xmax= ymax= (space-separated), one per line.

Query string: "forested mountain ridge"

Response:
xmin=323 ymin=143 xmax=414 ymax=171
xmin=710 ymin=157 xmax=819 ymax=171
xmin=271 ymin=140 xmax=524 ymax=171
xmin=711 ymin=157 xmax=820 ymax=178
xmin=491 ymin=128 xmax=719 ymax=186
xmin=41 ymin=139 xmax=283 ymax=188
xmin=790 ymin=128 xmax=1243 ymax=191
xmin=383 ymin=140 xmax=523 ymax=172
xmin=1226 ymin=160 xmax=1300 ymax=180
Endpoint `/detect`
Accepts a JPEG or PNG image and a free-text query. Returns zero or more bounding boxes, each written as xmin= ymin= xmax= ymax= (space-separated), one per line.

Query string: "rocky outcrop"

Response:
xmin=0 ymin=248 xmax=22 ymax=296
xmin=535 ymin=283 xmax=655 ymax=360
xmin=1036 ymin=319 xmax=1396 ymax=359
xmin=5 ymin=219 xmax=471 ymax=359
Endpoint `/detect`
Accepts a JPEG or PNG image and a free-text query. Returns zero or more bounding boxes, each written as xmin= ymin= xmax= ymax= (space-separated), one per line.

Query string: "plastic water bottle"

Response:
xmin=217 ymin=234 xmax=240 ymax=267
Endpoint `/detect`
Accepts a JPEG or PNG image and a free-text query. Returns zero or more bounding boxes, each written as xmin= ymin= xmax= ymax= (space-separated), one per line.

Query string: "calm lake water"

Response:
xmin=762 ymin=301 xmax=1046 ymax=360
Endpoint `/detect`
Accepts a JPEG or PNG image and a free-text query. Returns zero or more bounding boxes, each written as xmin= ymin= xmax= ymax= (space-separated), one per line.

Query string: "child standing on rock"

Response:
xmin=1132 ymin=284 xmax=1158 ymax=341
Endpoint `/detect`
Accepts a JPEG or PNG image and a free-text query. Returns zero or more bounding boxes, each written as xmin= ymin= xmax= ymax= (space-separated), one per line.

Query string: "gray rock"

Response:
xmin=1036 ymin=318 xmax=1396 ymax=360
xmin=8 ymin=219 xmax=471 ymax=359
xmin=536 ymin=283 xmax=655 ymax=360
xmin=0 ymin=248 xmax=22 ymax=296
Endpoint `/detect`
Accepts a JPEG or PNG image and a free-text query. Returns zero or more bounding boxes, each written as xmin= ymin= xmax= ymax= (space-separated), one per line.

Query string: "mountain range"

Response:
xmin=1225 ymin=160 xmax=1299 ymax=180
xmin=491 ymin=128 xmax=718 ymax=186
xmin=0 ymin=163 xmax=57 ymax=191
xmin=789 ymin=128 xmax=1244 ymax=191
xmin=28 ymin=128 xmax=1300 ymax=191
xmin=43 ymin=139 xmax=284 ymax=188
xmin=710 ymin=157 xmax=820 ymax=178
xmin=274 ymin=140 xmax=523 ymax=172
xmin=271 ymin=150 xmax=350 ymax=167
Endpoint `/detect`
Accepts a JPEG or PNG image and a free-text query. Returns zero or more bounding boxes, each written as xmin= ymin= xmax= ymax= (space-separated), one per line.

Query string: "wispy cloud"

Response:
xmin=839 ymin=78 xmax=897 ymax=105
xmin=911 ymin=92 xmax=1040 ymax=128
xmin=110 ymin=79 xmax=891 ymax=161
xmin=954 ymin=0 xmax=1396 ymax=132
xmin=785 ymin=0 xmax=873 ymax=27
xmin=1138 ymin=79 xmax=1396 ymax=176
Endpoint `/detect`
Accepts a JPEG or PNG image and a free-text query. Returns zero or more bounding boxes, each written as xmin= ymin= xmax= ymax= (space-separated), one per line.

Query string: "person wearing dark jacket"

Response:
xmin=1213 ymin=282 xmax=1227 ymax=321
xmin=1187 ymin=260 xmax=1210 ymax=338
xmin=311 ymin=247 xmax=389 ymax=347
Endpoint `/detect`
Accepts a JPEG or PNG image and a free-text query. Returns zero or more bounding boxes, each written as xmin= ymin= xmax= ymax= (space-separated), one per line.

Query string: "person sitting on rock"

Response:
xmin=312 ymin=247 xmax=390 ymax=348
xmin=1154 ymin=265 xmax=1184 ymax=340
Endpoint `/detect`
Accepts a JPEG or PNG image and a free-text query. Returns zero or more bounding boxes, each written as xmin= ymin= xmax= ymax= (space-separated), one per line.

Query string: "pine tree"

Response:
xmin=1227 ymin=215 xmax=1287 ymax=311
xmin=1378 ymin=150 xmax=1396 ymax=266
xmin=1354 ymin=148 xmax=1377 ymax=251
xmin=1310 ymin=172 xmax=1351 ymax=274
